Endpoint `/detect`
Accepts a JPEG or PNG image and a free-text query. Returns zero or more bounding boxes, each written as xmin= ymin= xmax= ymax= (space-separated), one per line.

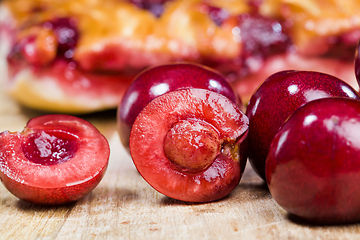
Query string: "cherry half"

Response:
xmin=246 ymin=70 xmax=360 ymax=181
xmin=266 ymin=97 xmax=360 ymax=224
xmin=118 ymin=62 xmax=241 ymax=151
xmin=129 ymin=88 xmax=248 ymax=202
xmin=0 ymin=114 xmax=110 ymax=205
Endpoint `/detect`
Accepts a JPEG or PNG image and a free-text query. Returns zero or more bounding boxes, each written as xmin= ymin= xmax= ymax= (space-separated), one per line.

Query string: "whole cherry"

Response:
xmin=0 ymin=114 xmax=110 ymax=205
xmin=266 ymin=97 xmax=360 ymax=224
xmin=245 ymin=70 xmax=360 ymax=181
xmin=118 ymin=62 xmax=241 ymax=151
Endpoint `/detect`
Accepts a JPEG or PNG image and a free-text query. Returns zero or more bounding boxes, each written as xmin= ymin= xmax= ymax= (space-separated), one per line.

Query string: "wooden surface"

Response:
xmin=1 ymin=88 xmax=360 ymax=240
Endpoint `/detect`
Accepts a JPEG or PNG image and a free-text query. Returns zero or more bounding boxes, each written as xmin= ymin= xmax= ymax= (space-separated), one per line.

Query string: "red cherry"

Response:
xmin=129 ymin=88 xmax=248 ymax=202
xmin=0 ymin=114 xmax=110 ymax=205
xmin=267 ymin=97 xmax=360 ymax=224
xmin=246 ymin=70 xmax=360 ymax=181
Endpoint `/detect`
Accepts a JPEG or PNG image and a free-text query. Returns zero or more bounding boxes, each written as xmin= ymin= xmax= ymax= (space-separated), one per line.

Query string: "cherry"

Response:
xmin=0 ymin=114 xmax=110 ymax=205
xmin=129 ymin=0 xmax=171 ymax=17
xmin=118 ymin=62 xmax=241 ymax=151
xmin=355 ymin=40 xmax=360 ymax=85
xmin=46 ymin=17 xmax=79 ymax=60
xmin=129 ymin=88 xmax=248 ymax=202
xmin=238 ymin=13 xmax=290 ymax=60
xmin=246 ymin=70 xmax=360 ymax=181
xmin=201 ymin=4 xmax=230 ymax=26
xmin=266 ymin=97 xmax=360 ymax=224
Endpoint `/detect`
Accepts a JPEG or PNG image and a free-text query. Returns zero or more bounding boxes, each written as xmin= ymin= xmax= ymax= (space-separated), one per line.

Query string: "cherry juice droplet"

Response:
xmin=22 ymin=130 xmax=79 ymax=165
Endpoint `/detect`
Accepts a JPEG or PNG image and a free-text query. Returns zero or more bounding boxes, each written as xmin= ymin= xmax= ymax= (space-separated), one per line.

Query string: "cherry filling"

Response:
xmin=203 ymin=4 xmax=291 ymax=56
xmin=7 ymin=17 xmax=79 ymax=67
xmin=21 ymin=130 xmax=79 ymax=166
xmin=129 ymin=0 xmax=171 ymax=18
xmin=163 ymin=119 xmax=221 ymax=173
xmin=322 ymin=33 xmax=360 ymax=61
xmin=238 ymin=14 xmax=290 ymax=60
xmin=45 ymin=17 xmax=79 ymax=60
xmin=202 ymin=5 xmax=291 ymax=78
xmin=205 ymin=5 xmax=230 ymax=26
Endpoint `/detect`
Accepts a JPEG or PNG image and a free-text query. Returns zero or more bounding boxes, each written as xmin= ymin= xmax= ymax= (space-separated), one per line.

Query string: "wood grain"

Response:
xmin=0 ymin=86 xmax=360 ymax=240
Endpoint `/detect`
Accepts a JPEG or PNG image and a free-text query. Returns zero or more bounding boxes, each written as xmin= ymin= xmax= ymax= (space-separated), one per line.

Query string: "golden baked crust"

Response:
xmin=3 ymin=0 xmax=250 ymax=72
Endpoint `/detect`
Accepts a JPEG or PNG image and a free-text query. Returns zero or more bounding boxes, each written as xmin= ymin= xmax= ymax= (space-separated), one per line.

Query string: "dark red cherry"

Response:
xmin=266 ymin=97 xmax=360 ymax=224
xmin=45 ymin=17 xmax=79 ymax=60
xmin=246 ymin=70 xmax=360 ymax=181
xmin=238 ymin=13 xmax=290 ymax=60
xmin=355 ymin=39 xmax=360 ymax=85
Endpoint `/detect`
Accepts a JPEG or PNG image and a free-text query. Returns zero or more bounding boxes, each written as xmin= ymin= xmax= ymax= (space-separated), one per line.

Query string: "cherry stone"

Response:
xmin=163 ymin=119 xmax=221 ymax=172
xmin=21 ymin=130 xmax=79 ymax=166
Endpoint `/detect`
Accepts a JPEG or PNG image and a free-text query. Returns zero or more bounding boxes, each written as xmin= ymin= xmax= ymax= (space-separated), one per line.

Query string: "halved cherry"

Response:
xmin=0 ymin=114 xmax=110 ymax=205
xmin=129 ymin=88 xmax=248 ymax=202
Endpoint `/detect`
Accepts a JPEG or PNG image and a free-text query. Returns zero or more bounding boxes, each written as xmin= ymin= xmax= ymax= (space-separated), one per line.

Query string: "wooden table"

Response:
xmin=1 ymin=86 xmax=360 ymax=240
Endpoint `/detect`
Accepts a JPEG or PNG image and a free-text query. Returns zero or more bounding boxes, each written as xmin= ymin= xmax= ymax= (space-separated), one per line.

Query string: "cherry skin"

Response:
xmin=118 ymin=62 xmax=241 ymax=151
xmin=129 ymin=88 xmax=248 ymax=202
xmin=355 ymin=39 xmax=360 ymax=85
xmin=266 ymin=97 xmax=360 ymax=224
xmin=0 ymin=114 xmax=110 ymax=205
xmin=245 ymin=70 xmax=360 ymax=181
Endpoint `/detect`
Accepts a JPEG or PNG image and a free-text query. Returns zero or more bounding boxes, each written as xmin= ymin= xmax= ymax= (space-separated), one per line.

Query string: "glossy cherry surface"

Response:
xmin=246 ymin=70 xmax=360 ymax=181
xmin=0 ymin=114 xmax=110 ymax=205
xmin=355 ymin=40 xmax=360 ymax=85
xmin=266 ymin=97 xmax=360 ymax=224
xmin=118 ymin=62 xmax=241 ymax=150
xmin=129 ymin=88 xmax=248 ymax=202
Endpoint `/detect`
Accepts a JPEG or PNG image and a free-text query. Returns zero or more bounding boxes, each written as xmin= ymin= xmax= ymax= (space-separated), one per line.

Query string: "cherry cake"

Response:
xmin=0 ymin=0 xmax=359 ymax=113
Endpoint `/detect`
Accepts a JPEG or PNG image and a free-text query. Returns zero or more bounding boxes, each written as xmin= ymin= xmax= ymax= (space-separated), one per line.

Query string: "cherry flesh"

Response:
xmin=129 ymin=88 xmax=248 ymax=202
xmin=22 ymin=130 xmax=79 ymax=166
xmin=266 ymin=97 xmax=360 ymax=224
xmin=118 ymin=62 xmax=241 ymax=151
xmin=0 ymin=114 xmax=110 ymax=205
xmin=246 ymin=70 xmax=360 ymax=181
